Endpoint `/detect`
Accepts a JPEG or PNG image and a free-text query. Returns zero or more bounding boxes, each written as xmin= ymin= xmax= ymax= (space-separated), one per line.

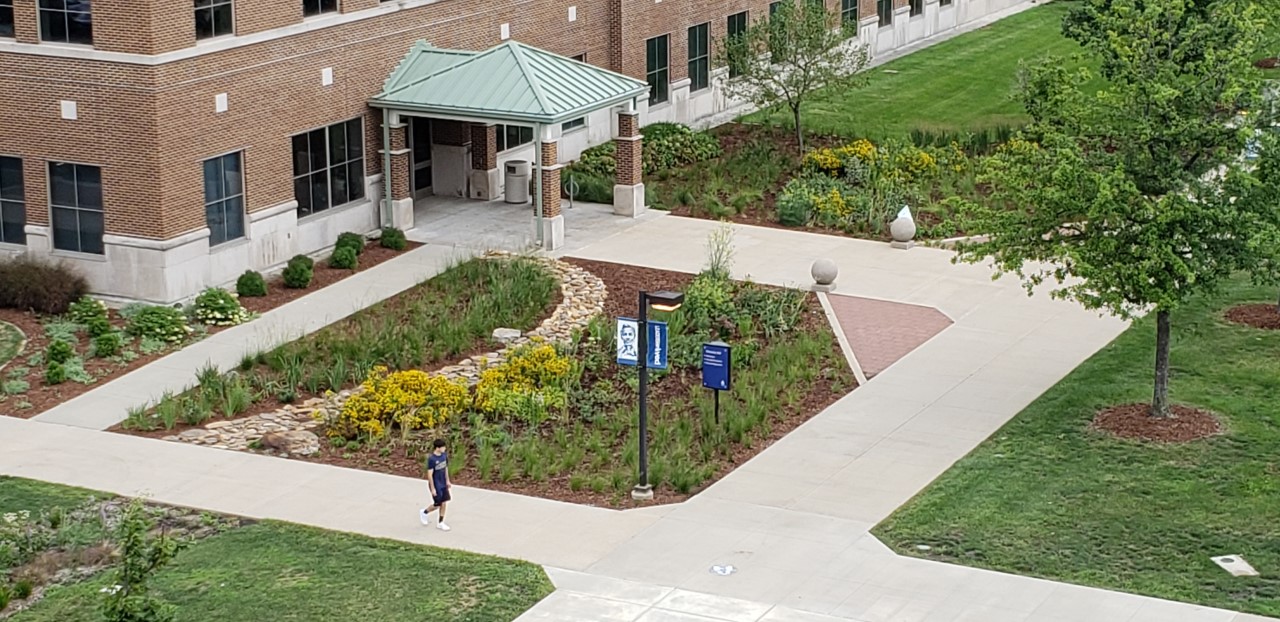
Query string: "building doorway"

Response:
xmin=410 ymin=117 xmax=433 ymax=199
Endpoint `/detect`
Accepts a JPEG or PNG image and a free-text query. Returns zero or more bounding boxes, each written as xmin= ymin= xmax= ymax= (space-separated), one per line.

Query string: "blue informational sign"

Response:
xmin=617 ymin=318 xmax=669 ymax=370
xmin=701 ymin=341 xmax=732 ymax=391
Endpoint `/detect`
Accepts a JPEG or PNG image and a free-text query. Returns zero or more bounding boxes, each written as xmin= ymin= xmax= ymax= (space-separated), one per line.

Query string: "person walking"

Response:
xmin=419 ymin=439 xmax=452 ymax=531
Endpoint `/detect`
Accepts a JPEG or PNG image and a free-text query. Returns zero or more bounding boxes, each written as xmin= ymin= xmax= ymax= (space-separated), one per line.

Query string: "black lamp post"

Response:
xmin=632 ymin=289 xmax=684 ymax=500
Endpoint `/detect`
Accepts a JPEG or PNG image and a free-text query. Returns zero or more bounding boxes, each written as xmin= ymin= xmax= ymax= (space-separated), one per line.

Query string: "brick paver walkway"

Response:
xmin=826 ymin=295 xmax=954 ymax=377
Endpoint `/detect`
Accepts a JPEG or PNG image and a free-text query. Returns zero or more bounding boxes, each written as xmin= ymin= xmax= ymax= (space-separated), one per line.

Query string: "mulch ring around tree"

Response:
xmin=1255 ymin=57 xmax=1278 ymax=69
xmin=1091 ymin=403 xmax=1223 ymax=443
xmin=1223 ymin=303 xmax=1280 ymax=330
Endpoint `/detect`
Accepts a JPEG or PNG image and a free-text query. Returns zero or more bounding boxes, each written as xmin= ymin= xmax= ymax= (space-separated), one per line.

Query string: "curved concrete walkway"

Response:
xmin=1 ymin=216 xmax=1271 ymax=622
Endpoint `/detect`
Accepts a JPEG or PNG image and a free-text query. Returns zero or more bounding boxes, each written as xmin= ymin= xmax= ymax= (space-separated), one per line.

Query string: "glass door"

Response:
xmin=410 ymin=117 xmax=433 ymax=199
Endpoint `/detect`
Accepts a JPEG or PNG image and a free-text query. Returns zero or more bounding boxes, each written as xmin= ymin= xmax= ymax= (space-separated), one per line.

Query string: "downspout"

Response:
xmin=380 ymin=108 xmax=392 ymax=229
xmin=533 ymin=123 xmax=544 ymax=249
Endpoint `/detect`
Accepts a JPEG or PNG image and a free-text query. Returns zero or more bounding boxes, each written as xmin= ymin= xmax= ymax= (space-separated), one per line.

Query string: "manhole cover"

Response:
xmin=709 ymin=564 xmax=737 ymax=576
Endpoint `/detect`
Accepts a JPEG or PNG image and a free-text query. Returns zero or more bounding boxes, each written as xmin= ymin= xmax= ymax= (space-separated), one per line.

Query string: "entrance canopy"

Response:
xmin=371 ymin=40 xmax=648 ymax=125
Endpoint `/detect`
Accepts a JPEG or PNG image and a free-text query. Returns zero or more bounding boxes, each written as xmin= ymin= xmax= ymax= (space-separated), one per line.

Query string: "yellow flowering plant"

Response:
xmin=329 ymin=366 xmax=469 ymax=440
xmin=474 ymin=343 xmax=572 ymax=425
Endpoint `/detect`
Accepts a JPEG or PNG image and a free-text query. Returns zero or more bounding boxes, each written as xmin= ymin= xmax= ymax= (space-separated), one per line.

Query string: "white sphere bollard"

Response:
xmin=811 ymin=259 xmax=838 ymax=292
xmin=890 ymin=205 xmax=916 ymax=249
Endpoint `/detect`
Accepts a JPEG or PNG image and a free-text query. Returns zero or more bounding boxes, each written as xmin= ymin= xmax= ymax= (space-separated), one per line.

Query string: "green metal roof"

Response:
xmin=371 ymin=40 xmax=649 ymax=125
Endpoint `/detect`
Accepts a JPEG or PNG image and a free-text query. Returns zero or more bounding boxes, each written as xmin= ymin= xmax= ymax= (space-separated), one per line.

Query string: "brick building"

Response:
xmin=0 ymin=0 xmax=1027 ymax=303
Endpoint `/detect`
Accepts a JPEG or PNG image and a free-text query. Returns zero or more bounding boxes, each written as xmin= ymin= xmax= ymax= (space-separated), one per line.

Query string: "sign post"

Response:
xmin=701 ymin=341 xmax=732 ymax=424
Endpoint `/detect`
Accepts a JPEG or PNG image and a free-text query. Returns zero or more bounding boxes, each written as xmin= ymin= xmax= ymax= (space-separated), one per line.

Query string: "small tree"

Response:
xmin=101 ymin=501 xmax=182 ymax=622
xmin=717 ymin=0 xmax=868 ymax=150
xmin=954 ymin=0 xmax=1280 ymax=418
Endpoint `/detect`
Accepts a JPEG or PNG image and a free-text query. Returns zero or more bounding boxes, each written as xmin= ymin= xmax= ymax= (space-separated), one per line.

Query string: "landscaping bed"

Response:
xmin=121 ymin=234 xmax=857 ymax=508
xmin=0 ymin=234 xmax=413 ymax=419
xmin=873 ymin=277 xmax=1280 ymax=617
xmin=0 ymin=477 xmax=552 ymax=621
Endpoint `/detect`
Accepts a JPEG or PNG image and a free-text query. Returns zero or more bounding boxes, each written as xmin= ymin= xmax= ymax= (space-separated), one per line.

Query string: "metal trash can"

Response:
xmin=504 ymin=160 xmax=531 ymax=204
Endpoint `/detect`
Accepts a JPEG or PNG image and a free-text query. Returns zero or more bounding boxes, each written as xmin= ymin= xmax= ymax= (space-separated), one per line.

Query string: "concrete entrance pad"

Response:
xmin=408 ymin=196 xmax=663 ymax=255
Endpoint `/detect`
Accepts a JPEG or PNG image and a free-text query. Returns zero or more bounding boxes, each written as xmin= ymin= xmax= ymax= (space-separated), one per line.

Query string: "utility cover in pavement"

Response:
xmin=1211 ymin=555 xmax=1260 ymax=577
xmin=710 ymin=564 xmax=737 ymax=576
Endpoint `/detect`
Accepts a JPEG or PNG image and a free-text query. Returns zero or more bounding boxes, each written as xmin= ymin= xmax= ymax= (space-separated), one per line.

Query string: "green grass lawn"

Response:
xmin=874 ymin=278 xmax=1280 ymax=616
xmin=2 ymin=478 xmax=553 ymax=622
xmin=750 ymin=1 xmax=1101 ymax=138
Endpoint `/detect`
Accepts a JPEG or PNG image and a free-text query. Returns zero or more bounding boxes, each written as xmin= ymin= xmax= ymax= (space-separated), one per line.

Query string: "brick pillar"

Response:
xmin=13 ymin=0 xmax=40 ymax=44
xmin=468 ymin=124 xmax=502 ymax=200
xmin=387 ymin=121 xmax=411 ymax=201
xmin=539 ymin=141 xmax=561 ymax=218
xmin=612 ymin=110 xmax=646 ymax=216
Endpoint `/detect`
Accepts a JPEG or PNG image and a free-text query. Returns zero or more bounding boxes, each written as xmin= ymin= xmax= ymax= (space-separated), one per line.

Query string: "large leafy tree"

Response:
xmin=717 ymin=0 xmax=868 ymax=150
xmin=955 ymin=0 xmax=1280 ymax=418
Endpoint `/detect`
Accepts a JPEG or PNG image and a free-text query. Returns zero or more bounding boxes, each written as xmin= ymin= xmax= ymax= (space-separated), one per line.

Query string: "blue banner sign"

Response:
xmin=701 ymin=341 xmax=732 ymax=390
xmin=617 ymin=318 xmax=669 ymax=370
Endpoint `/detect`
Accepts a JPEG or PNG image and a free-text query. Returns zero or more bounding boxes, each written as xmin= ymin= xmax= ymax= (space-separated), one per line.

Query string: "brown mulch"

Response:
xmin=1255 ymin=57 xmax=1279 ymax=69
xmin=292 ymin=258 xmax=856 ymax=508
xmin=1091 ymin=403 xmax=1223 ymax=443
xmin=1224 ymin=303 xmax=1280 ymax=330
xmin=238 ymin=241 xmax=420 ymax=314
xmin=1 ymin=240 xmax=415 ymax=419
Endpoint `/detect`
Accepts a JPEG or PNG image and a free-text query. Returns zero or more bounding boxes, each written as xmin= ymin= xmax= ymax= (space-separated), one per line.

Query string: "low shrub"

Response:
xmin=776 ymin=174 xmax=848 ymax=226
xmin=329 ymin=246 xmax=358 ymax=270
xmin=568 ymin=123 xmax=722 ymax=179
xmin=571 ymin=142 xmax=617 ymax=179
xmin=235 ymin=270 xmax=268 ymax=298
xmin=86 ymin=316 xmax=113 ymax=338
xmin=0 ymin=255 xmax=89 ymax=314
xmin=330 ymin=366 xmax=470 ymax=439
xmin=191 ymin=287 xmax=250 ymax=326
xmin=282 ymin=255 xmax=314 ymax=289
xmin=126 ymin=306 xmax=190 ymax=343
xmin=13 ymin=577 xmax=33 ymax=600
xmin=380 ymin=227 xmax=408 ymax=251
xmin=45 ymin=361 xmax=66 ymax=385
xmin=562 ymin=171 xmax=615 ymax=204
xmin=92 ymin=331 xmax=123 ymax=358
xmin=67 ymin=295 xmax=108 ymax=325
xmin=46 ymin=339 xmax=74 ymax=365
xmin=475 ymin=342 xmax=572 ymax=425
xmin=681 ymin=272 xmax=737 ymax=335
xmin=335 ymin=231 xmax=365 ymax=256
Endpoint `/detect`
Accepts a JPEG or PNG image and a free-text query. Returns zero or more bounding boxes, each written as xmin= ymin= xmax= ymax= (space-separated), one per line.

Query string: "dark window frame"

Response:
xmin=302 ymin=0 xmax=337 ymax=18
xmin=841 ymin=0 xmax=858 ymax=26
xmin=194 ymin=0 xmax=234 ymax=40
xmin=877 ymin=0 xmax=893 ymax=27
xmin=0 ymin=0 xmax=15 ymax=38
xmin=726 ymin=11 xmax=749 ymax=78
xmin=291 ymin=117 xmax=366 ymax=218
xmin=203 ymin=151 xmax=245 ymax=246
xmin=687 ymin=23 xmax=710 ymax=93
xmin=562 ymin=54 xmax=587 ymax=132
xmin=38 ymin=0 xmax=93 ymax=45
xmin=646 ymin=34 xmax=670 ymax=106
xmin=909 ymin=0 xmax=924 ymax=17
xmin=48 ymin=161 xmax=103 ymax=255
xmin=494 ymin=124 xmax=534 ymax=153
xmin=941 ymin=0 xmax=953 ymax=6
xmin=0 ymin=156 xmax=25 ymax=245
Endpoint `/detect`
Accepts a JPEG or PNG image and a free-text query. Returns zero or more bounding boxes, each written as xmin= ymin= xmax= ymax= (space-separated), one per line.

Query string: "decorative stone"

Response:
xmin=811 ymin=259 xmax=838 ymax=293
xmin=492 ymin=327 xmax=522 ymax=342
xmin=259 ymin=431 xmax=321 ymax=457
xmin=890 ymin=205 xmax=917 ymax=249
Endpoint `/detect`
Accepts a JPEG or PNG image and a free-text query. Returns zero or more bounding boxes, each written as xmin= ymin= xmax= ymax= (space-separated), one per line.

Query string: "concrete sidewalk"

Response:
xmin=32 ymin=244 xmax=468 ymax=430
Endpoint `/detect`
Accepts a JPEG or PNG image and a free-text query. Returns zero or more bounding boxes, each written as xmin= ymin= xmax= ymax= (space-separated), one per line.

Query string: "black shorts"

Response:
xmin=432 ymin=488 xmax=451 ymax=506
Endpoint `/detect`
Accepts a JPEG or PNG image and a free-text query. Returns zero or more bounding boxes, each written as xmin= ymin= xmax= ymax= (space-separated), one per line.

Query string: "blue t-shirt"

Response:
xmin=427 ymin=452 xmax=449 ymax=491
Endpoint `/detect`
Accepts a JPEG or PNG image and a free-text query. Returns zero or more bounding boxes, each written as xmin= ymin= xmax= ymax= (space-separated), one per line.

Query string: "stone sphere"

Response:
xmin=890 ymin=216 xmax=917 ymax=243
xmin=811 ymin=259 xmax=838 ymax=285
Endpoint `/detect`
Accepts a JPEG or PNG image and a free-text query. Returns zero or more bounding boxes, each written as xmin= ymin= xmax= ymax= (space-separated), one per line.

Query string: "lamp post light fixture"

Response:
xmin=632 ymin=289 xmax=684 ymax=501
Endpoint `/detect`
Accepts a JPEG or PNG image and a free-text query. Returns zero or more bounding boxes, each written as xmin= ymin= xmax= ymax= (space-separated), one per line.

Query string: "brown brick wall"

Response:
xmin=11 ymin=0 xmax=38 ymax=43
xmin=388 ymin=123 xmax=410 ymax=200
xmin=432 ymin=120 xmax=470 ymax=147
xmin=343 ymin=0 xmax=381 ymax=15
xmin=471 ymin=124 xmax=497 ymax=171
xmin=616 ymin=111 xmax=642 ymax=186
xmin=95 ymin=0 xmax=194 ymax=55
xmin=540 ymin=141 xmax=560 ymax=218
xmin=235 ymin=0 xmax=303 ymax=37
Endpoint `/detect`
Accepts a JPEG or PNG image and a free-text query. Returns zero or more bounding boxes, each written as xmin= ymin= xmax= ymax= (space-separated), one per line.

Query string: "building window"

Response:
xmin=302 ymin=0 xmax=336 ymax=17
xmin=562 ymin=54 xmax=587 ymax=132
xmin=494 ymin=125 xmax=534 ymax=152
xmin=39 ymin=0 xmax=93 ymax=45
xmin=841 ymin=0 xmax=858 ymax=26
xmin=941 ymin=0 xmax=952 ymax=6
xmin=769 ymin=1 xmax=781 ymax=16
xmin=646 ymin=34 xmax=669 ymax=105
xmin=194 ymin=0 xmax=233 ymax=39
xmin=910 ymin=0 xmax=923 ymax=16
xmin=0 ymin=0 xmax=15 ymax=38
xmin=726 ymin=11 xmax=748 ymax=78
xmin=687 ymin=23 xmax=710 ymax=93
xmin=203 ymin=152 xmax=244 ymax=246
xmin=48 ymin=162 xmax=102 ymax=255
xmin=0 ymin=157 xmax=24 ymax=245
xmin=878 ymin=0 xmax=892 ymax=26
xmin=292 ymin=118 xmax=365 ymax=218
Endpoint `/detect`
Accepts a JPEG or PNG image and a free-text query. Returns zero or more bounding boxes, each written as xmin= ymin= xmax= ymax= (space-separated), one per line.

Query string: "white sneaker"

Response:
xmin=436 ymin=521 xmax=451 ymax=532
xmin=418 ymin=509 xmax=431 ymax=526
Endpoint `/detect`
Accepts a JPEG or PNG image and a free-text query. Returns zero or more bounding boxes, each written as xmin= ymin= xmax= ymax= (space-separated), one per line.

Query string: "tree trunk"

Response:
xmin=1150 ymin=309 xmax=1171 ymax=418
xmin=1275 ymin=288 xmax=1279 ymax=315
xmin=792 ymin=106 xmax=804 ymax=152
